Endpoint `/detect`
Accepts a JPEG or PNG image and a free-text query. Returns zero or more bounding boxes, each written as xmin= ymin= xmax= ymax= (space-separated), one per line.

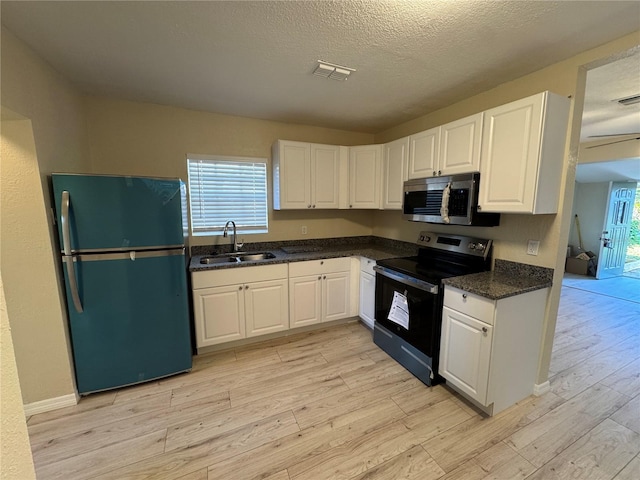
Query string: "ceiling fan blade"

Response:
xmin=588 ymin=133 xmax=640 ymax=137
xmin=585 ymin=136 xmax=640 ymax=148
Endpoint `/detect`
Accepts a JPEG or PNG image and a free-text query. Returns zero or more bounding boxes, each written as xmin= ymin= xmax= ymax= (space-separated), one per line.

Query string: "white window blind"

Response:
xmin=187 ymin=156 xmax=268 ymax=235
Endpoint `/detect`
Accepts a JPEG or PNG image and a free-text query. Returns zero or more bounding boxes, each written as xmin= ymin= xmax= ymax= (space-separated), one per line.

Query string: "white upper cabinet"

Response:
xmin=408 ymin=127 xmax=440 ymax=179
xmin=439 ymin=113 xmax=483 ymax=176
xmin=406 ymin=113 xmax=482 ymax=180
xmin=382 ymin=137 xmax=410 ymax=209
xmin=310 ymin=143 xmax=341 ymax=209
xmin=349 ymin=144 xmax=383 ymax=209
xmin=273 ymin=140 xmax=341 ymax=210
xmin=478 ymin=91 xmax=570 ymax=214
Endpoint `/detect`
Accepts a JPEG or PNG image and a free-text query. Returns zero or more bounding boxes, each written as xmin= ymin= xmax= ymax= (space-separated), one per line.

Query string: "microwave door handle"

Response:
xmin=440 ymin=182 xmax=451 ymax=224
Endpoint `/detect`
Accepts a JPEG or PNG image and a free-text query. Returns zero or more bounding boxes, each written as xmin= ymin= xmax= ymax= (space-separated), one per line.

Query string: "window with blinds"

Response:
xmin=187 ymin=155 xmax=268 ymax=235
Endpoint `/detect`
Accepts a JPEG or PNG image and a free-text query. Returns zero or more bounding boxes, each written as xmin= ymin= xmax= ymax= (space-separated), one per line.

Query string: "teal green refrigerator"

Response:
xmin=51 ymin=173 xmax=192 ymax=395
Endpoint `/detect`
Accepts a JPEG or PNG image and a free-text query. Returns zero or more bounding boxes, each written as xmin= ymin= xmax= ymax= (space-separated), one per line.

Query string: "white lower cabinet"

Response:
xmin=358 ymin=257 xmax=376 ymax=328
xmin=289 ymin=258 xmax=351 ymax=328
xmin=439 ymin=285 xmax=549 ymax=415
xmin=192 ymin=264 xmax=288 ymax=349
xmin=440 ymin=306 xmax=493 ymax=405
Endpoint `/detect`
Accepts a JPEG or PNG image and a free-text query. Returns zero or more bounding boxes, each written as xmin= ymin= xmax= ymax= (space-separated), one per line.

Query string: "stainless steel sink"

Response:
xmin=199 ymin=251 xmax=276 ymax=265
xmin=199 ymin=256 xmax=240 ymax=265
xmin=237 ymin=252 xmax=276 ymax=262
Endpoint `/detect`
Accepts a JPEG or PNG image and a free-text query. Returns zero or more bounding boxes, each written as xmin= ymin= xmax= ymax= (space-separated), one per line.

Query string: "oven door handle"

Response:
xmin=373 ymin=266 xmax=439 ymax=295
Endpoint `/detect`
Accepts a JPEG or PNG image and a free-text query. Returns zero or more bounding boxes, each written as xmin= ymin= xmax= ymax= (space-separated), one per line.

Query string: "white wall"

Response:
xmin=569 ymin=182 xmax=610 ymax=256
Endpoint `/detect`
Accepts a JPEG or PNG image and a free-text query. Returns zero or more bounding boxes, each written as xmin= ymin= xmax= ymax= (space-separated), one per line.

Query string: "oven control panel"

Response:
xmin=416 ymin=231 xmax=492 ymax=258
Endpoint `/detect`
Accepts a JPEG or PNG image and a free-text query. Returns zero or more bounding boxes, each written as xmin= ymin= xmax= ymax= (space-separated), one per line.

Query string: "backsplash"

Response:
xmin=190 ymin=235 xmax=418 ymax=257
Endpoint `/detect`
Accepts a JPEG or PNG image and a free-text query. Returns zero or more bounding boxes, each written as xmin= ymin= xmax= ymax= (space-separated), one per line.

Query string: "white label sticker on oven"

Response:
xmin=388 ymin=291 xmax=409 ymax=329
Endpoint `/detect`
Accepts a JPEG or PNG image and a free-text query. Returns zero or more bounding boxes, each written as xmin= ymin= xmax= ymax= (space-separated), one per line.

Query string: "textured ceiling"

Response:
xmin=582 ymin=52 xmax=640 ymax=140
xmin=1 ymin=1 xmax=640 ymax=135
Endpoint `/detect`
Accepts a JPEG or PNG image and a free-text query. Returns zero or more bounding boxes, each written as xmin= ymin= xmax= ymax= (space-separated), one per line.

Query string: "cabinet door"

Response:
xmin=439 ymin=113 xmax=483 ymax=176
xmin=408 ymin=127 xmax=440 ymax=179
xmin=323 ymin=271 xmax=350 ymax=322
xmin=359 ymin=271 xmax=375 ymax=328
xmin=289 ymin=275 xmax=322 ymax=328
xmin=311 ymin=144 xmax=341 ymax=209
xmin=245 ymin=279 xmax=289 ymax=338
xmin=349 ymin=145 xmax=382 ymax=209
xmin=439 ymin=306 xmax=492 ymax=405
xmin=276 ymin=140 xmax=311 ymax=209
xmin=193 ymin=285 xmax=245 ymax=347
xmin=478 ymin=94 xmax=544 ymax=213
xmin=382 ymin=137 xmax=409 ymax=210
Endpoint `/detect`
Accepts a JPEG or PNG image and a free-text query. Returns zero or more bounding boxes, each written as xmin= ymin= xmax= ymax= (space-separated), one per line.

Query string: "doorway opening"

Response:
xmin=623 ymin=184 xmax=640 ymax=278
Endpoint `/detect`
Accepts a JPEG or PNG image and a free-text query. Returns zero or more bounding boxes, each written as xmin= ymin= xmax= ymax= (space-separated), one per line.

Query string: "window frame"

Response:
xmin=186 ymin=153 xmax=269 ymax=237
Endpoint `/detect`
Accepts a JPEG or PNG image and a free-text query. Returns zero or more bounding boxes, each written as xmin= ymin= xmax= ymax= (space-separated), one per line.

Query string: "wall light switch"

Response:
xmin=527 ymin=240 xmax=540 ymax=256
xmin=301 ymin=226 xmax=308 ymax=235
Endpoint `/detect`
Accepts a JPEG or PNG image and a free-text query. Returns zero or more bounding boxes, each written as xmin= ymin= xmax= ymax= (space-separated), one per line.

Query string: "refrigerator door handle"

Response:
xmin=63 ymin=256 xmax=84 ymax=313
xmin=61 ymin=191 xmax=83 ymax=312
xmin=61 ymin=191 xmax=73 ymax=255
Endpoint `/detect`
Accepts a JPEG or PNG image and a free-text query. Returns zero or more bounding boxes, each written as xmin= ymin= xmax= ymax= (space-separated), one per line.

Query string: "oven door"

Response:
xmin=374 ymin=266 xmax=443 ymax=358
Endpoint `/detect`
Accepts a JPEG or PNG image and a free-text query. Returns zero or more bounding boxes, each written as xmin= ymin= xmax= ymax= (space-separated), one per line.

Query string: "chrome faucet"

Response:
xmin=223 ymin=221 xmax=243 ymax=252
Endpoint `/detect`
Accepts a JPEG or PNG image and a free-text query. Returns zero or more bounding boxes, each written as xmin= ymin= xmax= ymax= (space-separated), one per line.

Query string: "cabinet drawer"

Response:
xmin=360 ymin=257 xmax=376 ymax=275
xmin=289 ymin=257 xmax=351 ymax=277
xmin=192 ymin=264 xmax=287 ymax=289
xmin=444 ymin=286 xmax=495 ymax=324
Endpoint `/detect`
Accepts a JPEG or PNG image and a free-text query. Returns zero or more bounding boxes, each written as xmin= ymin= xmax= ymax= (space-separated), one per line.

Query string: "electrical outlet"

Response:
xmin=527 ymin=240 xmax=540 ymax=256
xmin=301 ymin=226 xmax=307 ymax=235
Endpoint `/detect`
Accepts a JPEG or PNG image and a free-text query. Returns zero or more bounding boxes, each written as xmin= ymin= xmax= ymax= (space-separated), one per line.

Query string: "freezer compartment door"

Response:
xmin=52 ymin=174 xmax=185 ymax=251
xmin=62 ymin=251 xmax=192 ymax=394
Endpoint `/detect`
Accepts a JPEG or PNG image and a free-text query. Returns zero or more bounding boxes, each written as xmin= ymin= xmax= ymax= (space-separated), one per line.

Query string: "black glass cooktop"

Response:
xmin=376 ymin=250 xmax=488 ymax=285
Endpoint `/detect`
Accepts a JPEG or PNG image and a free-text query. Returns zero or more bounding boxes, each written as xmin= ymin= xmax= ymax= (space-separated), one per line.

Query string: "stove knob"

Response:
xmin=468 ymin=242 xmax=476 ymax=250
xmin=476 ymin=243 xmax=485 ymax=251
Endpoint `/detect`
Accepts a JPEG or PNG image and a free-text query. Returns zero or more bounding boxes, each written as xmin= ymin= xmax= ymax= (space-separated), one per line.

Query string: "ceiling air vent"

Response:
xmin=616 ymin=94 xmax=640 ymax=106
xmin=312 ymin=61 xmax=355 ymax=81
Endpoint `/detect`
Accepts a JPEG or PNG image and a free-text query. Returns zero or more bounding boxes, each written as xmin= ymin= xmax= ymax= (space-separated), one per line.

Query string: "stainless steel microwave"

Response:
xmin=403 ymin=172 xmax=500 ymax=226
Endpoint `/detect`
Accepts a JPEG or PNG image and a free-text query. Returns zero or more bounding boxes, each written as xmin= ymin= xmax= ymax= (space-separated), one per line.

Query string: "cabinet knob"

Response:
xmin=438 ymin=170 xmax=441 ymax=176
xmin=320 ymin=261 xmax=324 ymax=265
xmin=482 ymin=327 xmax=488 ymax=333
xmin=323 ymin=275 xmax=326 ymax=280
xmin=477 ymin=205 xmax=482 ymax=211
xmin=432 ymin=171 xmax=436 ymax=176
xmin=307 ymin=205 xmax=311 ymax=208
xmin=238 ymin=286 xmax=243 ymax=290
xmin=318 ymin=276 xmax=322 ymax=280
xmin=349 ymin=205 xmax=353 ymax=208
xmin=312 ymin=205 xmax=316 ymax=208
xmin=245 ymin=285 xmax=249 ymax=290
xmin=462 ymin=294 xmax=467 ymax=299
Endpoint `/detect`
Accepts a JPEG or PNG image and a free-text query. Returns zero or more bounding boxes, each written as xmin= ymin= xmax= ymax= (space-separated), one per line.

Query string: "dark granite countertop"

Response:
xmin=189 ymin=236 xmax=417 ymax=272
xmin=442 ymin=259 xmax=554 ymax=300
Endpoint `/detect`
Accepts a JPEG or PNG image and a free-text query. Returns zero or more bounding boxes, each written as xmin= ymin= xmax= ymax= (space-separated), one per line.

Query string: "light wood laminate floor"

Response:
xmin=27 ymin=281 xmax=640 ymax=479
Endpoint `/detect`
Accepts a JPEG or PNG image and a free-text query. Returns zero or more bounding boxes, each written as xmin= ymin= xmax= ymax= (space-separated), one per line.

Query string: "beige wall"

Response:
xmin=1 ymin=26 xmax=90 ymax=404
xmin=1 ymin=18 xmax=639 ymax=418
xmin=84 ymin=96 xmax=376 ymax=247
xmin=0 ymin=274 xmax=37 ymax=480
xmin=374 ymin=31 xmax=640 ymax=384
xmin=0 ymin=116 xmax=77 ymax=403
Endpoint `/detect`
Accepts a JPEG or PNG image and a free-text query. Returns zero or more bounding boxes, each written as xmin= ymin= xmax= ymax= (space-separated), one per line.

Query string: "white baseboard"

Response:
xmin=533 ymin=381 xmax=551 ymax=396
xmin=24 ymin=393 xmax=78 ymax=417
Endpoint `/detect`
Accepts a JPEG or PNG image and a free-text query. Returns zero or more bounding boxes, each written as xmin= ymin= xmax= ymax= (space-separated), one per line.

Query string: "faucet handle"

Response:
xmin=236 ymin=239 xmax=244 ymax=251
